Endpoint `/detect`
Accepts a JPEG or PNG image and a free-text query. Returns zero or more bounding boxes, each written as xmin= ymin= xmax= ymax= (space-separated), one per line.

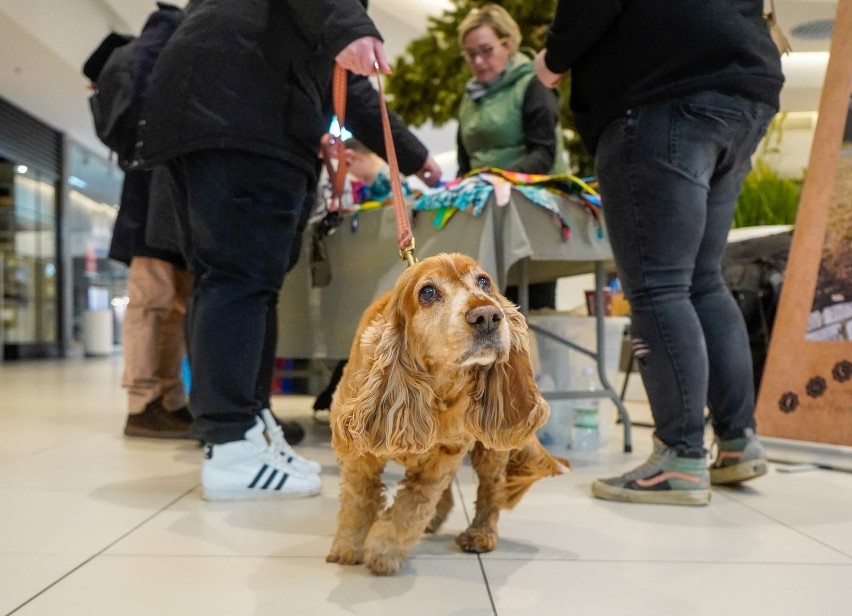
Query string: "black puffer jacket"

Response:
xmin=139 ymin=0 xmax=427 ymax=178
xmin=544 ymin=0 xmax=785 ymax=153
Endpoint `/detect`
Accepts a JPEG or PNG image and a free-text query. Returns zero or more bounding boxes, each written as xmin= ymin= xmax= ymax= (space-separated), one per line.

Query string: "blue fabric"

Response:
xmin=413 ymin=175 xmax=575 ymax=239
xmin=413 ymin=180 xmax=494 ymax=216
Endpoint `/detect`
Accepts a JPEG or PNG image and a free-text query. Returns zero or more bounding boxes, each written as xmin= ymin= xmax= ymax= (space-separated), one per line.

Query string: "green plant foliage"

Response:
xmin=733 ymin=160 xmax=802 ymax=228
xmin=733 ymin=115 xmax=803 ymax=228
xmin=385 ymin=0 xmax=594 ymax=175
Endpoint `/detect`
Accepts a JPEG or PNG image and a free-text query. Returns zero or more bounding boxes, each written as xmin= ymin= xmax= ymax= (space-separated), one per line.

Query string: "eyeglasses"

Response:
xmin=461 ymin=38 xmax=508 ymax=62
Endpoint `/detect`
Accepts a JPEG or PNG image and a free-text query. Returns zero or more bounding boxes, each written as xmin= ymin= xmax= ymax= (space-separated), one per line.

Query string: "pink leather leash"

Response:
xmin=330 ymin=64 xmax=417 ymax=266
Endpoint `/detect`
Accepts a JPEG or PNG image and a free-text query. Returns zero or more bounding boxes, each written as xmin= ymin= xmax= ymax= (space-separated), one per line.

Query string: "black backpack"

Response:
xmin=722 ymin=230 xmax=792 ymax=391
xmin=83 ymin=3 xmax=183 ymax=170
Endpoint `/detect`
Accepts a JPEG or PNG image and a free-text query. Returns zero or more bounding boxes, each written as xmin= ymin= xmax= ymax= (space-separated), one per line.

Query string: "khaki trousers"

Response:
xmin=122 ymin=257 xmax=193 ymax=415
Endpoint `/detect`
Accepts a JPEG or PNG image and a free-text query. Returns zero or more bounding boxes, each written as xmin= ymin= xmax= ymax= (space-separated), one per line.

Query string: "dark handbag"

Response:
xmin=309 ymin=212 xmax=342 ymax=288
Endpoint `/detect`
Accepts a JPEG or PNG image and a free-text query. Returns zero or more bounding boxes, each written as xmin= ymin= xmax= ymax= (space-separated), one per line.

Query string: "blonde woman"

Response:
xmin=456 ymin=3 xmax=566 ymax=177
xmin=457 ymin=4 xmax=566 ymax=309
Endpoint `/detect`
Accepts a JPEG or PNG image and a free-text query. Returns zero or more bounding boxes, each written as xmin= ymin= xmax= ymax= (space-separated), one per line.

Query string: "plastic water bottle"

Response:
xmin=572 ymin=367 xmax=600 ymax=451
xmin=536 ymin=376 xmax=574 ymax=450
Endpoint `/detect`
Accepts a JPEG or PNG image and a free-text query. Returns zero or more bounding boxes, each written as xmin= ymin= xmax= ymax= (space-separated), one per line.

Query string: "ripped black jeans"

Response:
xmin=595 ymin=91 xmax=776 ymax=455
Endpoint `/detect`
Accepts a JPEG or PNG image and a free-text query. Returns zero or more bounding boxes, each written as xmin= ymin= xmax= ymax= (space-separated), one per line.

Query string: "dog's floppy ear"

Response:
xmin=332 ymin=313 xmax=438 ymax=459
xmin=466 ymin=298 xmax=549 ymax=450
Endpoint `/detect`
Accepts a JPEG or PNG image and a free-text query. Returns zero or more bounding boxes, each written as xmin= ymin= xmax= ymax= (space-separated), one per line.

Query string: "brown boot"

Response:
xmin=124 ymin=398 xmax=193 ymax=439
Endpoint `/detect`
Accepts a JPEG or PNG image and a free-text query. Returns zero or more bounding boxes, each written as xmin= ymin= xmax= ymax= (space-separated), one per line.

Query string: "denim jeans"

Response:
xmin=171 ymin=150 xmax=309 ymax=444
xmin=595 ymin=91 xmax=776 ymax=455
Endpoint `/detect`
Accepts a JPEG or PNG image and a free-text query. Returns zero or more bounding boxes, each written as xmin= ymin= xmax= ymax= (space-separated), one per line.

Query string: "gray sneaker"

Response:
xmin=592 ymin=436 xmax=710 ymax=506
xmin=710 ymin=428 xmax=768 ymax=485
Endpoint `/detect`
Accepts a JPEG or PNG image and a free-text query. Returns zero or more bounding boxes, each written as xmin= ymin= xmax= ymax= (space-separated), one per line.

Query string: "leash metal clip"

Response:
xmin=399 ymin=238 xmax=417 ymax=267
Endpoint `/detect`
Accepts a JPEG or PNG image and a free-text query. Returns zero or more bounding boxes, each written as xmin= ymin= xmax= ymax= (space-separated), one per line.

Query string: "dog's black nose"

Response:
xmin=466 ymin=305 xmax=503 ymax=334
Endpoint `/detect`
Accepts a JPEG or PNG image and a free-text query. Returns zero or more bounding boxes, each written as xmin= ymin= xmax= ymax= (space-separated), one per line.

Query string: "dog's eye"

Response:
xmin=418 ymin=284 xmax=440 ymax=305
xmin=476 ymin=275 xmax=491 ymax=293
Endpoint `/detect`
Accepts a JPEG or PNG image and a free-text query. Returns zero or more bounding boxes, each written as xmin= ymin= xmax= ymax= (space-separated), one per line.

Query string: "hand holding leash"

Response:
xmin=335 ymin=37 xmax=391 ymax=76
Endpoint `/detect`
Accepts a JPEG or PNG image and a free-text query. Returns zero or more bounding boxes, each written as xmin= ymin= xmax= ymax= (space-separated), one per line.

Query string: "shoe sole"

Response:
xmin=202 ymin=486 xmax=322 ymax=501
xmin=710 ymin=460 xmax=768 ymax=485
xmin=592 ymin=480 xmax=711 ymax=506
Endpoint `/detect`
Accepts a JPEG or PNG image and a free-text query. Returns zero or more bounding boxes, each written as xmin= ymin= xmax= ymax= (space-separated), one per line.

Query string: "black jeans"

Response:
xmin=173 ymin=150 xmax=309 ymax=444
xmin=595 ymin=92 xmax=775 ymax=455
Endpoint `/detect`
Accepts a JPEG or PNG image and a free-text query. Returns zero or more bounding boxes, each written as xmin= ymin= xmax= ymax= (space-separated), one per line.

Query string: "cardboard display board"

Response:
xmin=756 ymin=0 xmax=852 ymax=446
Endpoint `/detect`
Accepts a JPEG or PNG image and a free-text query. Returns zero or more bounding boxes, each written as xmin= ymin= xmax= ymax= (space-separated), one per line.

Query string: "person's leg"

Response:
xmin=122 ymin=256 xmax=192 ymax=438
xmin=596 ymin=99 xmax=716 ymax=457
xmin=181 ymin=150 xmax=306 ymax=444
xmin=253 ymin=294 xmax=306 ymax=445
xmin=251 ymin=278 xmax=319 ymax=472
xmin=592 ymin=93 xmax=777 ymax=504
xmin=687 ymin=94 xmax=776 ymax=484
xmin=122 ymin=258 xmax=163 ymax=415
xmin=255 ymin=293 xmax=278 ymax=411
xmin=689 ymin=95 xmax=776 ymax=441
xmin=592 ymin=95 xmax=770 ymax=504
xmin=176 ymin=150 xmax=321 ymax=499
xmin=313 ymin=359 xmax=348 ymax=412
xmin=157 ymin=263 xmax=192 ymax=413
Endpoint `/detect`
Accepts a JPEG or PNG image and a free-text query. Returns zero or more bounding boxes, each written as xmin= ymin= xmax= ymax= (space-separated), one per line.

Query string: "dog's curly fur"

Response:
xmin=326 ymin=253 xmax=568 ymax=576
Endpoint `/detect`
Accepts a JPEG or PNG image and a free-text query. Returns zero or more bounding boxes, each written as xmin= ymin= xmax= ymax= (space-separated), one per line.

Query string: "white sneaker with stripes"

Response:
xmin=260 ymin=408 xmax=322 ymax=475
xmin=201 ymin=418 xmax=321 ymax=501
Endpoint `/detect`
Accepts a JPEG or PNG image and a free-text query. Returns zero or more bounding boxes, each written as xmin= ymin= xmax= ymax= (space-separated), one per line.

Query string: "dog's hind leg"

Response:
xmin=363 ymin=449 xmax=466 ymax=576
xmin=456 ymin=442 xmax=509 ymax=554
xmin=326 ymin=454 xmax=385 ymax=566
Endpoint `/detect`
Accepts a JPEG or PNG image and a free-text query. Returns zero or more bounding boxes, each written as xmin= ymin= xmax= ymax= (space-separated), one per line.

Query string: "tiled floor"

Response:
xmin=1 ymin=357 xmax=850 ymax=615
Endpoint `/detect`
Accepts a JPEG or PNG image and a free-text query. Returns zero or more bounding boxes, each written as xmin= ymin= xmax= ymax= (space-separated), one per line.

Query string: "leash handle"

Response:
xmin=330 ymin=64 xmax=417 ymax=265
xmin=325 ymin=64 xmax=349 ymax=212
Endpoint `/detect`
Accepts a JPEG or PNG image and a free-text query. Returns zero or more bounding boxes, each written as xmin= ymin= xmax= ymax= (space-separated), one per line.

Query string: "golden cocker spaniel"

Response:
xmin=326 ymin=253 xmax=567 ymax=576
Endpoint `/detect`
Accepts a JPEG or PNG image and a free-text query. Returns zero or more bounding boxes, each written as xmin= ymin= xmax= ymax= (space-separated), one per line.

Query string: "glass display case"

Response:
xmin=0 ymin=158 xmax=59 ymax=359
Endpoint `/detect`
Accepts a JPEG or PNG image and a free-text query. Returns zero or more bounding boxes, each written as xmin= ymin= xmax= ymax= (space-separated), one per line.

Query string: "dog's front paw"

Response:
xmin=456 ymin=528 xmax=498 ymax=553
xmin=326 ymin=542 xmax=363 ymax=566
xmin=365 ymin=552 xmax=404 ymax=576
